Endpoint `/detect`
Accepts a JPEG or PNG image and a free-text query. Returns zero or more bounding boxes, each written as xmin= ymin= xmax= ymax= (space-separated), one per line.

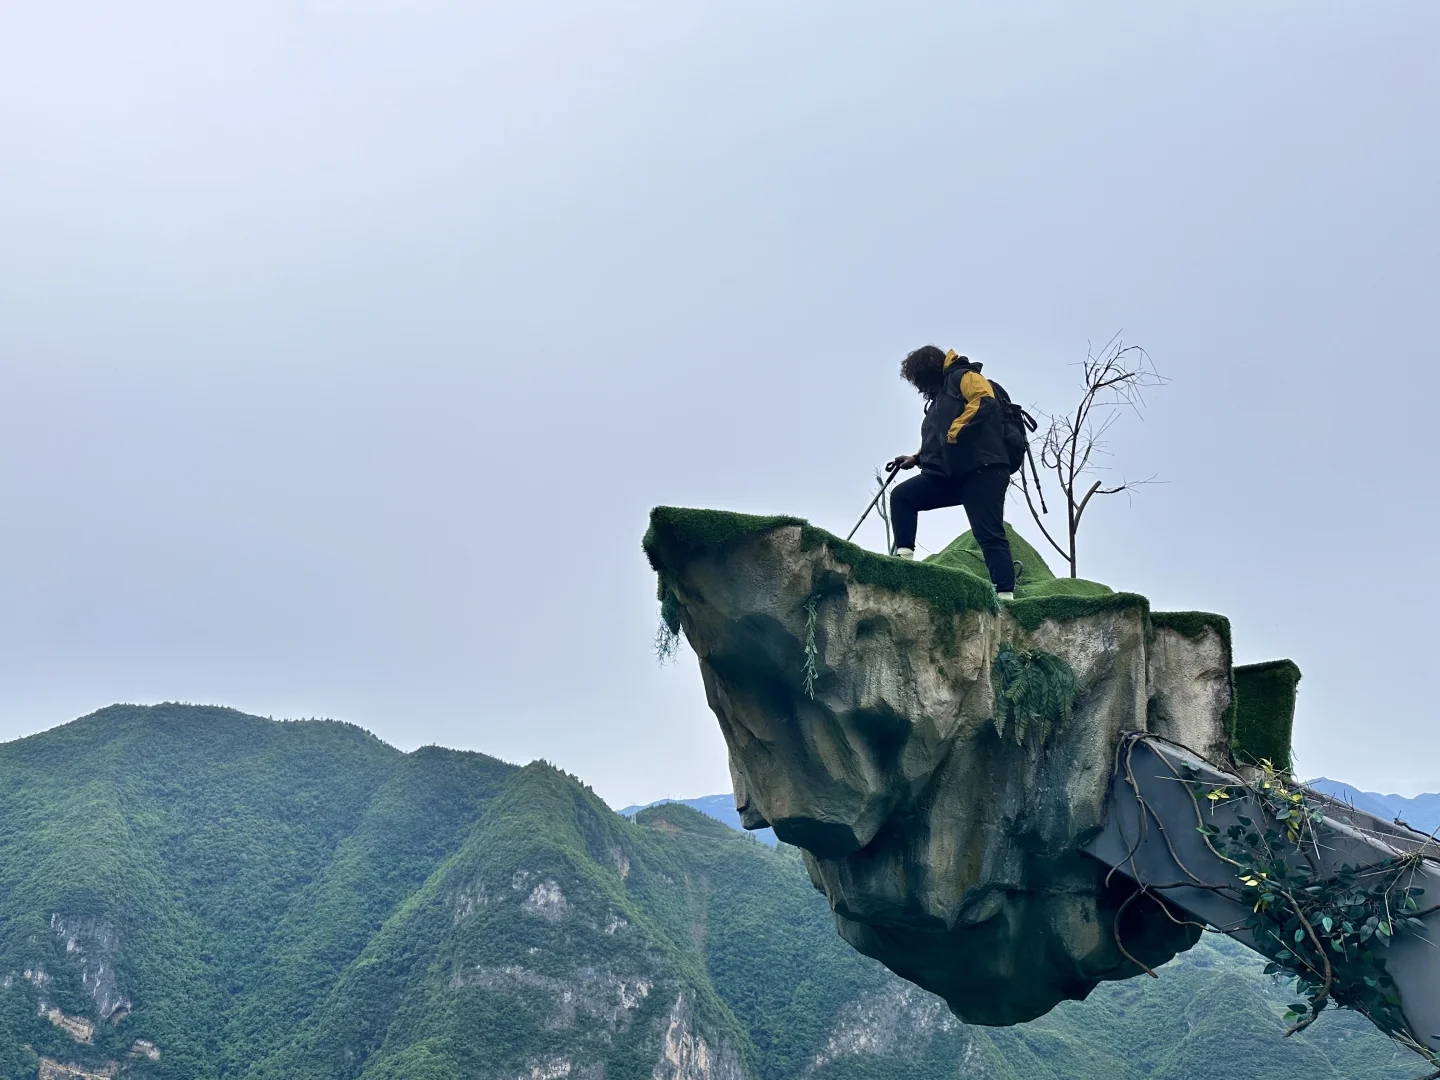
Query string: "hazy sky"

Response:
xmin=2 ymin=2 xmax=1436 ymax=808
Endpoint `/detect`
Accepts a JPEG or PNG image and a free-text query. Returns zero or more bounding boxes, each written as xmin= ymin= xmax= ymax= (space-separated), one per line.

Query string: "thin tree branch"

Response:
xmin=1026 ymin=334 xmax=1164 ymax=577
xmin=1017 ymin=471 xmax=1069 ymax=562
xmin=1073 ymin=479 xmax=1106 ymax=529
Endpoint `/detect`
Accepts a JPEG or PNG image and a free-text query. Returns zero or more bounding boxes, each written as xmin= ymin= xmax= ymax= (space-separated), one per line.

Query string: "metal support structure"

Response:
xmin=1084 ymin=735 xmax=1440 ymax=1067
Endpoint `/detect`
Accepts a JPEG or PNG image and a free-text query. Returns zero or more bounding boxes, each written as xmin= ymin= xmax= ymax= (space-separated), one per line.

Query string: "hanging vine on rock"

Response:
xmin=802 ymin=594 xmax=821 ymax=699
xmin=991 ymin=644 xmax=1077 ymax=745
xmin=655 ymin=580 xmax=683 ymax=663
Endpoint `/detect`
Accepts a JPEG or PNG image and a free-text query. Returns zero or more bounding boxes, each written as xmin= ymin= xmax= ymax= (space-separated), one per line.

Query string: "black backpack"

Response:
xmin=987 ymin=380 xmax=1038 ymax=475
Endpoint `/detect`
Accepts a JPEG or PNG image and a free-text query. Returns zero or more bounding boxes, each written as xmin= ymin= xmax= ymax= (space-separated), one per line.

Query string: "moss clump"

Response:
xmin=643 ymin=507 xmax=807 ymax=572
xmin=1150 ymin=610 xmax=1232 ymax=646
xmin=1016 ymin=577 xmax=1114 ymax=599
xmin=1004 ymin=592 xmax=1150 ymax=633
xmin=926 ymin=522 xmax=1056 ymax=585
xmin=644 ymin=507 xmax=999 ymax=628
xmin=817 ymin=531 xmax=998 ymax=621
xmin=1232 ymin=659 xmax=1302 ymax=771
xmin=928 ymin=524 xmax=1115 ymax=601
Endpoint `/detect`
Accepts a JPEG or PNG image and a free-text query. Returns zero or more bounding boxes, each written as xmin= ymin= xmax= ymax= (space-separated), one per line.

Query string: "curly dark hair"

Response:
xmin=900 ymin=345 xmax=958 ymax=397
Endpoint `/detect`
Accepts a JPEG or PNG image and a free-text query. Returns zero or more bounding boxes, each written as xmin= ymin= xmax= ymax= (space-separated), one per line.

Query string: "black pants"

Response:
xmin=890 ymin=465 xmax=1014 ymax=591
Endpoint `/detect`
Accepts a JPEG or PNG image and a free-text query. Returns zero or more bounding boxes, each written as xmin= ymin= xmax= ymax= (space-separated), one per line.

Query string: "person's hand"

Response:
xmin=890 ymin=455 xmax=918 ymax=472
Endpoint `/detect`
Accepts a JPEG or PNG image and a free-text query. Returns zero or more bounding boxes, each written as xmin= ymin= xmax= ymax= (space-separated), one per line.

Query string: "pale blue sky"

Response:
xmin=1 ymin=1 xmax=1436 ymax=805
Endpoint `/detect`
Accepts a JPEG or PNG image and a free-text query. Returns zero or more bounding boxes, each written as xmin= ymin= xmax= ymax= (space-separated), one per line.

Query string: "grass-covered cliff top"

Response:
xmin=646 ymin=505 xmax=997 ymax=618
xmin=645 ymin=506 xmax=1159 ymax=627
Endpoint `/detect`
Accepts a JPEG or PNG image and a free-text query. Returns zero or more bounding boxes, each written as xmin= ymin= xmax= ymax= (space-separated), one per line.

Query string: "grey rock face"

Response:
xmin=49 ymin=915 xmax=130 ymax=1022
xmin=805 ymin=980 xmax=960 ymax=1070
xmin=1147 ymin=623 xmax=1234 ymax=767
xmin=647 ymin=515 xmax=1236 ymax=1026
xmin=653 ymin=993 xmax=745 ymax=1080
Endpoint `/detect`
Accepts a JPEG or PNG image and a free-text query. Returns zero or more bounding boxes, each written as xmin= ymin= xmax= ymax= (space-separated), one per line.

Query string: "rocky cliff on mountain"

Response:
xmin=644 ymin=507 xmax=1282 ymax=1026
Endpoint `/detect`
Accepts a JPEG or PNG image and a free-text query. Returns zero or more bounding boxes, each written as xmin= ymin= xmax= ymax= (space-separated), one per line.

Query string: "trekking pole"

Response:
xmin=845 ymin=460 xmax=904 ymax=543
xmin=1017 ymin=407 xmax=1048 ymax=514
xmin=1025 ymin=445 xmax=1048 ymax=514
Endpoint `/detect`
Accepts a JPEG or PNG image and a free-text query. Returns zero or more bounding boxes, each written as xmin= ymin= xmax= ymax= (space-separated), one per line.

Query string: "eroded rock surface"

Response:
xmin=1147 ymin=618 xmax=1234 ymax=767
xmin=50 ymin=915 xmax=130 ymax=1022
xmin=645 ymin=509 xmax=1237 ymax=1025
xmin=653 ymin=993 xmax=745 ymax=1080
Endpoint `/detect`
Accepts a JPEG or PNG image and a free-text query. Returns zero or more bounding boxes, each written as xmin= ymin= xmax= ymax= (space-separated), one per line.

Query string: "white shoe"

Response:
xmin=894 ymin=548 xmax=914 ymax=560
xmin=997 ymin=591 xmax=1014 ymax=601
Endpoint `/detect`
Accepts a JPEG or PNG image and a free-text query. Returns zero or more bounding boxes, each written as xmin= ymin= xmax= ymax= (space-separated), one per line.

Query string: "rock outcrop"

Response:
xmin=50 ymin=915 xmax=130 ymax=1022
xmin=645 ymin=508 xmax=1243 ymax=1025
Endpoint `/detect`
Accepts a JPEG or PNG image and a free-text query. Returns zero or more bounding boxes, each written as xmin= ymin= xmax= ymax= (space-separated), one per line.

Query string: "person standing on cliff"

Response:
xmin=889 ymin=345 xmax=1016 ymax=600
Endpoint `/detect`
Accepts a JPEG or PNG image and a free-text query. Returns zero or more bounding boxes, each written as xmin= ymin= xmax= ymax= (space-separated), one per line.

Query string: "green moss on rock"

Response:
xmin=645 ymin=507 xmax=999 ymax=624
xmin=823 ymin=532 xmax=999 ymax=620
xmin=1004 ymin=592 xmax=1150 ymax=632
xmin=1016 ymin=577 xmax=1114 ymax=600
xmin=1232 ymin=659 xmax=1302 ymax=771
xmin=643 ymin=507 xmax=807 ymax=569
xmin=928 ymin=523 xmax=1114 ymax=600
xmin=1151 ymin=611 xmax=1232 ymax=646
xmin=927 ymin=522 xmax=1056 ymax=585
xmin=645 ymin=510 xmax=1248 ymax=686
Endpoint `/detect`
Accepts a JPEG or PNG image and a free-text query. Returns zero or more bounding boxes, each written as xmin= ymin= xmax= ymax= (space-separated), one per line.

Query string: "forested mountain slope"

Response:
xmin=620 ymin=795 xmax=777 ymax=846
xmin=0 ymin=706 xmax=1420 ymax=1079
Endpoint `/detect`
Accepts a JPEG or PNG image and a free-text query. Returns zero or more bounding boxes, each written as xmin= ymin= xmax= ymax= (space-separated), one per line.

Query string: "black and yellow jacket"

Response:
xmin=917 ymin=351 xmax=1011 ymax=479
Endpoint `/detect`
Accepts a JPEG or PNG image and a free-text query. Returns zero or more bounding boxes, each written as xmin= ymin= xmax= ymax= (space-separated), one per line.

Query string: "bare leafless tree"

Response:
xmin=1016 ymin=335 xmax=1166 ymax=578
xmin=873 ymin=467 xmax=894 ymax=554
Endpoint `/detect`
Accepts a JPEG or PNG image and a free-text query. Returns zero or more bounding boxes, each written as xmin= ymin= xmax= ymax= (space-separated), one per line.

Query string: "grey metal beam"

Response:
xmin=1084 ymin=735 xmax=1440 ymax=1066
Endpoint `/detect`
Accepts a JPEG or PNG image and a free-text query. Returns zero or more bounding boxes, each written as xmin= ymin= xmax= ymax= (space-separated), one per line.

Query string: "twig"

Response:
xmin=1113 ymin=887 xmax=1159 ymax=978
xmin=1022 ymin=335 xmax=1165 ymax=577
xmin=1017 ymin=470 xmax=1068 ymax=562
xmin=1281 ymin=898 xmax=1334 ymax=1037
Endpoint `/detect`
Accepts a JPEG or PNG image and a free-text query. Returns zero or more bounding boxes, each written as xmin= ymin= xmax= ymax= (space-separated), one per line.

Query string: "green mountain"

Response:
xmin=0 ymin=705 xmax=1421 ymax=1079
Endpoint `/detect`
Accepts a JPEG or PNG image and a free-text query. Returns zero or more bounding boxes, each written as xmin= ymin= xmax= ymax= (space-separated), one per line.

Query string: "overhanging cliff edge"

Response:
xmin=644 ymin=507 xmax=1438 ymax=1070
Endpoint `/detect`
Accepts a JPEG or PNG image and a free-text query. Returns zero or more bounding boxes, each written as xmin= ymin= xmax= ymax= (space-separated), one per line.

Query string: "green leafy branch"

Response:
xmin=1189 ymin=762 xmax=1438 ymax=1073
xmin=991 ymin=643 xmax=1077 ymax=745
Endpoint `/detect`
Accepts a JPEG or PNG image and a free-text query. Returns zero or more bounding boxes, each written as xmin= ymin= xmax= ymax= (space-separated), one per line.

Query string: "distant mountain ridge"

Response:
xmin=0 ymin=704 xmax=1422 ymax=1080
xmin=620 ymin=795 xmax=778 ymax=846
xmin=1306 ymin=779 xmax=1440 ymax=835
